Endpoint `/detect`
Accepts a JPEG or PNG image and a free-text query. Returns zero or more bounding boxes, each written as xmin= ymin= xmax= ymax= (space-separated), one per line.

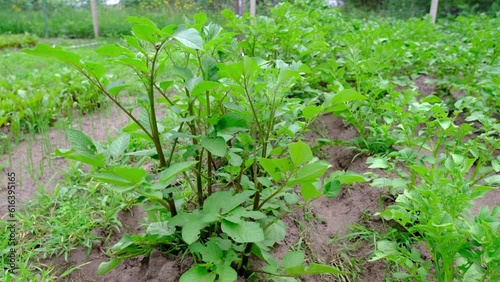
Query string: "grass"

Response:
xmin=1 ymin=164 xmax=126 ymax=280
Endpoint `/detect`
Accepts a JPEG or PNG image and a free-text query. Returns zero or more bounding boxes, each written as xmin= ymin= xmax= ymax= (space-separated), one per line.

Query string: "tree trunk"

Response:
xmin=430 ymin=0 xmax=439 ymax=24
xmin=90 ymin=0 xmax=99 ymax=38
xmin=42 ymin=0 xmax=48 ymax=38
xmin=238 ymin=0 xmax=244 ymax=16
xmin=250 ymin=0 xmax=256 ymax=17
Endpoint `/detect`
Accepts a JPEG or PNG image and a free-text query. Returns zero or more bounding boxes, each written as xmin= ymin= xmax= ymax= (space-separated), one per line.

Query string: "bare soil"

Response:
xmin=2 ymin=90 xmax=498 ymax=281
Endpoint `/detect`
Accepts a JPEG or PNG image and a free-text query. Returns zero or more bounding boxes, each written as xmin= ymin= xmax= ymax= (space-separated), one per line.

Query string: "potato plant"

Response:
xmin=24 ymin=12 xmax=370 ymax=280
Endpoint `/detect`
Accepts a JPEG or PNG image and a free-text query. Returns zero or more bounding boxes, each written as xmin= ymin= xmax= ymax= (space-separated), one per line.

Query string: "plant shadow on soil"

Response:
xmin=2 ymin=101 xmax=498 ymax=281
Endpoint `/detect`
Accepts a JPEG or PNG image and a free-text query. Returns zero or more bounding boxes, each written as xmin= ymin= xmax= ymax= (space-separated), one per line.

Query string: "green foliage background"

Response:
xmin=345 ymin=0 xmax=500 ymax=17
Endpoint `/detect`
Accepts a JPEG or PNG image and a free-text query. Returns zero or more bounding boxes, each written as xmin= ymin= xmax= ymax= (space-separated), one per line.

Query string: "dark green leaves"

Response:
xmin=215 ymin=112 xmax=248 ymax=135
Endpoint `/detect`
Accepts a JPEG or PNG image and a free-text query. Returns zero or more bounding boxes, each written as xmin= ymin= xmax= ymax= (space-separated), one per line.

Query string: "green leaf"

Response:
xmin=470 ymin=185 xmax=495 ymax=200
xmin=183 ymin=220 xmax=208 ymax=244
xmin=159 ymin=80 xmax=174 ymax=92
xmin=491 ymin=160 xmax=500 ymax=172
xmin=132 ymin=24 xmax=158 ymax=44
xmin=111 ymin=166 xmax=147 ymax=184
xmin=126 ymin=16 xmax=158 ymax=28
xmin=301 ymin=183 xmax=321 ymax=200
xmin=288 ymin=161 xmax=330 ymax=186
xmin=97 ymin=258 xmax=122 ymax=275
xmin=160 ymin=24 xmax=177 ymax=37
xmin=55 ymin=149 xmax=105 ymax=167
xmin=302 ymin=104 xmax=322 ymax=122
xmin=215 ymin=112 xmax=249 ymax=135
xmin=335 ymin=171 xmax=367 ymax=184
xmin=289 ymin=141 xmax=313 ymax=166
xmin=116 ymin=57 xmax=149 ymax=73
xmin=438 ymin=119 xmax=452 ymax=130
xmin=173 ymin=28 xmax=204 ymax=50
xmin=95 ymin=44 xmax=134 ymax=57
xmin=324 ymin=179 xmax=341 ymax=198
xmin=221 ymin=220 xmax=264 ymax=243
xmin=282 ymin=250 xmax=305 ymax=269
xmin=146 ymin=221 xmax=175 ymax=237
xmin=263 ymin=219 xmax=286 ymax=246
xmin=463 ymin=263 xmax=484 ymax=282
xmin=192 ymin=81 xmax=220 ymax=97
xmin=191 ymin=241 xmax=223 ymax=264
xmin=259 ymin=158 xmax=282 ymax=182
xmin=367 ymin=157 xmax=390 ymax=169
xmin=109 ymin=133 xmax=130 ymax=158
xmin=259 ymin=158 xmax=293 ymax=182
xmin=216 ymin=264 xmax=238 ymax=282
xmin=203 ymin=190 xmax=254 ymax=214
xmin=324 ymin=89 xmax=367 ymax=107
xmin=123 ymin=35 xmax=146 ymax=54
xmin=370 ymin=240 xmax=400 ymax=260
xmin=84 ymin=62 xmax=106 ymax=79
xmin=111 ymin=234 xmax=135 ymax=252
xmin=91 ymin=167 xmax=145 ymax=188
xmin=432 ymin=212 xmax=453 ymax=227
xmin=107 ymin=81 xmax=129 ymax=96
xmin=284 ymin=263 xmax=343 ymax=276
xmin=484 ymin=175 xmax=500 ymax=186
xmin=23 ymin=44 xmax=83 ymax=68
xmin=201 ymin=55 xmax=219 ymax=81
xmin=158 ymin=161 xmax=199 ymax=185
xmin=201 ymin=136 xmax=227 ymax=157
xmin=65 ymin=129 xmax=97 ymax=155
xmin=91 ymin=173 xmax=133 ymax=187
xmin=180 ymin=266 xmax=216 ymax=282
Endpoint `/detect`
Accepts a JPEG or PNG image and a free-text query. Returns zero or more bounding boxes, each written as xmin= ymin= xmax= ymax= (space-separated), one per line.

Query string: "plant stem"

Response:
xmin=196 ymin=148 xmax=205 ymax=206
xmin=148 ymin=50 xmax=167 ymax=166
xmin=166 ymin=120 xmax=186 ymax=167
xmin=150 ymin=46 xmax=180 ymax=216
xmin=78 ymin=71 xmax=154 ymax=141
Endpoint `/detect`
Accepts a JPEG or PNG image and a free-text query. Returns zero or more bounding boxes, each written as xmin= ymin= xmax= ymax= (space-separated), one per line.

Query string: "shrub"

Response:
xmin=0 ymin=33 xmax=39 ymax=49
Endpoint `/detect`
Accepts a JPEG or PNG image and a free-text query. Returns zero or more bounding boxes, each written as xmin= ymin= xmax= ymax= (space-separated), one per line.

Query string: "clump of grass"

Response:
xmin=0 ymin=166 xmax=125 ymax=279
xmin=0 ymin=34 xmax=39 ymax=50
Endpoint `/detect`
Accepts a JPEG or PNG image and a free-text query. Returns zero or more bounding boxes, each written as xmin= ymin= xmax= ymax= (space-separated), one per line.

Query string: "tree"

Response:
xmin=430 ymin=0 xmax=439 ymax=24
xmin=90 ymin=0 xmax=99 ymax=37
